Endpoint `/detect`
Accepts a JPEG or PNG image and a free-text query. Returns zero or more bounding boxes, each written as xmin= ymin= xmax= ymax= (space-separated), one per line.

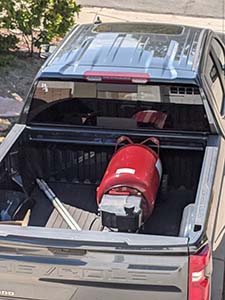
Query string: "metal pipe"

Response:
xmin=36 ymin=178 xmax=81 ymax=231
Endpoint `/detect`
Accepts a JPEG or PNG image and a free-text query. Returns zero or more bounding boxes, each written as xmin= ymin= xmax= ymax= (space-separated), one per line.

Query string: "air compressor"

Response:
xmin=97 ymin=136 xmax=162 ymax=232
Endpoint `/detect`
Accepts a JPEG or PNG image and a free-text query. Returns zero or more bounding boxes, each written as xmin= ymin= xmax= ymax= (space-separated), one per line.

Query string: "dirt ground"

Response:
xmin=0 ymin=53 xmax=43 ymax=137
xmin=0 ymin=54 xmax=43 ymax=100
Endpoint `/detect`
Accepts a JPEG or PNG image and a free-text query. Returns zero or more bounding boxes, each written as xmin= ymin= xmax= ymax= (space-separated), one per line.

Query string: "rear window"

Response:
xmin=27 ymin=80 xmax=209 ymax=132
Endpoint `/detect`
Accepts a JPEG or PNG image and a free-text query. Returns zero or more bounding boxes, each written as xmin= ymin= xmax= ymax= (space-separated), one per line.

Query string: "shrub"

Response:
xmin=0 ymin=0 xmax=81 ymax=55
xmin=0 ymin=34 xmax=19 ymax=53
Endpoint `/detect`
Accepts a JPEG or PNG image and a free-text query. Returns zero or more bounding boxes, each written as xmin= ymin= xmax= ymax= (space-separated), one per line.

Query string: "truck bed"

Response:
xmin=28 ymin=182 xmax=195 ymax=236
xmin=0 ymin=125 xmax=206 ymax=237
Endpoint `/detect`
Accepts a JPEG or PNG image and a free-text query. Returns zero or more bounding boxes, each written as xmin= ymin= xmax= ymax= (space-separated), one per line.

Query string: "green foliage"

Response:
xmin=0 ymin=34 xmax=19 ymax=53
xmin=0 ymin=0 xmax=81 ymax=55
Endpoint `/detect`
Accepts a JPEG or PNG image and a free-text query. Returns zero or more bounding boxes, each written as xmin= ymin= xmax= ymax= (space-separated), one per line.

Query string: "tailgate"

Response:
xmin=0 ymin=226 xmax=189 ymax=300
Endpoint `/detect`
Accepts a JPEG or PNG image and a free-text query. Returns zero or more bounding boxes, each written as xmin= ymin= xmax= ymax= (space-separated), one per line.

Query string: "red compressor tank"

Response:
xmin=97 ymin=136 xmax=162 ymax=221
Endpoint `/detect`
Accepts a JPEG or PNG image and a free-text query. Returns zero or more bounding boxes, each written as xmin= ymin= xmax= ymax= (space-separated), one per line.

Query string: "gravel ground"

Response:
xmin=0 ymin=54 xmax=43 ymax=100
xmin=0 ymin=54 xmax=43 ymax=138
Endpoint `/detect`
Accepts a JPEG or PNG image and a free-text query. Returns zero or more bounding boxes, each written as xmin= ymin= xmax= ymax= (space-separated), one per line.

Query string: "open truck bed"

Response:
xmin=22 ymin=131 xmax=203 ymax=236
xmin=0 ymin=124 xmax=206 ymax=235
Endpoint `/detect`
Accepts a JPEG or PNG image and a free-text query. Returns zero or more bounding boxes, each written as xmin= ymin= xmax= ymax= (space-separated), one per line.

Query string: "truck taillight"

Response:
xmin=189 ymin=244 xmax=211 ymax=300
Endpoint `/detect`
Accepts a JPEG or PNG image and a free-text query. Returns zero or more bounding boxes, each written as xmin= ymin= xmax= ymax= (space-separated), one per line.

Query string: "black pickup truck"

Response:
xmin=0 ymin=22 xmax=224 ymax=300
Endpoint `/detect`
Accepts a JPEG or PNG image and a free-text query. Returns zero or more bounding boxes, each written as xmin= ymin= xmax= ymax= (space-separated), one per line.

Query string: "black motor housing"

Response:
xmin=99 ymin=194 xmax=142 ymax=232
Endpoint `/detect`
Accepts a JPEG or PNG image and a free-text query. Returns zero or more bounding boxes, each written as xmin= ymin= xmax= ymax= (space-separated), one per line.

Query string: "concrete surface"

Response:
xmin=0 ymin=97 xmax=23 ymax=118
xmin=77 ymin=0 xmax=225 ymax=19
xmin=77 ymin=7 xmax=225 ymax=33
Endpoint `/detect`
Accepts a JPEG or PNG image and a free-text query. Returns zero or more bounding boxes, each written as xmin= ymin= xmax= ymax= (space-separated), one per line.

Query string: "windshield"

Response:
xmin=27 ymin=80 xmax=209 ymax=132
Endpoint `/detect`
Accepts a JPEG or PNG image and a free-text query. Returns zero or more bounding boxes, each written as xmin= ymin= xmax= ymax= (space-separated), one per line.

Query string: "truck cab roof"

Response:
xmin=40 ymin=22 xmax=209 ymax=83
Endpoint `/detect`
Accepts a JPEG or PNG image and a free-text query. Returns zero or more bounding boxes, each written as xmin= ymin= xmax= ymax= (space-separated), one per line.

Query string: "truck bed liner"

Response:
xmin=28 ymin=182 xmax=195 ymax=236
xmin=29 ymin=183 xmax=97 ymax=227
xmin=46 ymin=205 xmax=102 ymax=231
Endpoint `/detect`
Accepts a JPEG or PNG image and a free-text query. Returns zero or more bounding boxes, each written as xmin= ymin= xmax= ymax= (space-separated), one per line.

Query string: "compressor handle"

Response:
xmin=140 ymin=137 xmax=160 ymax=155
xmin=115 ymin=136 xmax=134 ymax=151
xmin=115 ymin=136 xmax=160 ymax=155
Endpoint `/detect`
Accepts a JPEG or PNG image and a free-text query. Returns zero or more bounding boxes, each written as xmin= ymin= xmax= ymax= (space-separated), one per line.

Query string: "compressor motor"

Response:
xmin=97 ymin=136 xmax=162 ymax=232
